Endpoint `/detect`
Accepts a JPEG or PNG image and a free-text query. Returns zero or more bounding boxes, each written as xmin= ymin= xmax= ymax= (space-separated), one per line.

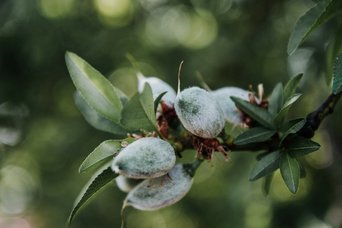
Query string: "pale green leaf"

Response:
xmin=79 ymin=140 xmax=122 ymax=173
xmin=235 ymin=127 xmax=276 ymax=145
xmin=68 ymin=163 xmax=118 ymax=224
xmin=74 ymin=92 xmax=128 ymax=136
xmin=287 ymin=0 xmax=341 ymax=55
xmin=65 ymin=52 xmax=122 ymax=123
xmin=249 ymin=151 xmax=280 ymax=181
xmin=284 ymin=74 xmax=303 ymax=102
xmin=120 ymin=84 xmax=156 ymax=131
xmin=268 ymin=83 xmax=283 ymax=115
xmin=231 ymin=97 xmax=275 ymax=129
xmin=280 ymin=153 xmax=300 ymax=193
xmin=332 ymin=53 xmax=342 ymax=94
xmin=140 ymin=84 xmax=157 ymax=127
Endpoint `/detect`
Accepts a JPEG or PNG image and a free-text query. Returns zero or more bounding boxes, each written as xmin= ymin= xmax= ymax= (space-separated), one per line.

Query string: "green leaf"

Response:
xmin=68 ymin=164 xmax=118 ymax=224
xmin=274 ymin=94 xmax=302 ymax=125
xmin=332 ymin=53 xmax=342 ymax=94
xmin=235 ymin=127 xmax=276 ymax=145
xmin=286 ymin=136 xmax=320 ymax=157
xmin=287 ymin=0 xmax=341 ymax=55
xmin=262 ymin=174 xmax=274 ymax=196
xmin=231 ymin=97 xmax=275 ymax=129
xmin=326 ymin=28 xmax=342 ymax=85
xmin=74 ymin=92 xmax=128 ymax=136
xmin=280 ymin=153 xmax=300 ymax=193
xmin=249 ymin=151 xmax=280 ymax=181
xmin=283 ymin=93 xmax=302 ymax=108
xmin=79 ymin=140 xmax=122 ymax=173
xmin=280 ymin=119 xmax=306 ymax=143
xmin=268 ymin=83 xmax=284 ymax=115
xmin=65 ymin=52 xmax=123 ymax=123
xmin=154 ymin=92 xmax=167 ymax=113
xmin=121 ymin=84 xmax=156 ymax=132
xmin=284 ymin=74 xmax=303 ymax=102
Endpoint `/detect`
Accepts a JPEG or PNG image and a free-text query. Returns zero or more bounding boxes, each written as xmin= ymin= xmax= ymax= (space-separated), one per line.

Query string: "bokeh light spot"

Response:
xmin=38 ymin=0 xmax=75 ymax=19
xmin=94 ymin=0 xmax=134 ymax=26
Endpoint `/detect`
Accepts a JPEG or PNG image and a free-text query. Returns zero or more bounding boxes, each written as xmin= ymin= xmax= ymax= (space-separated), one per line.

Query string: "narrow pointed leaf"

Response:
xmin=249 ymin=151 xmax=280 ymax=181
xmin=154 ymin=92 xmax=167 ymax=113
xmin=284 ymin=74 xmax=303 ymax=102
xmin=231 ymin=97 xmax=275 ymax=129
xmin=262 ymin=174 xmax=274 ymax=196
xmin=235 ymin=127 xmax=276 ymax=145
xmin=140 ymin=84 xmax=157 ymax=126
xmin=66 ymin=52 xmax=122 ymax=122
xmin=79 ymin=140 xmax=122 ymax=173
xmin=268 ymin=83 xmax=284 ymax=115
xmin=286 ymin=136 xmax=320 ymax=157
xmin=68 ymin=164 xmax=118 ymax=224
xmin=121 ymin=84 xmax=156 ymax=131
xmin=74 ymin=92 xmax=128 ymax=136
xmin=280 ymin=119 xmax=306 ymax=143
xmin=287 ymin=0 xmax=341 ymax=55
xmin=280 ymin=153 xmax=300 ymax=193
xmin=274 ymin=94 xmax=302 ymax=125
xmin=283 ymin=94 xmax=302 ymax=108
xmin=332 ymin=53 xmax=342 ymax=94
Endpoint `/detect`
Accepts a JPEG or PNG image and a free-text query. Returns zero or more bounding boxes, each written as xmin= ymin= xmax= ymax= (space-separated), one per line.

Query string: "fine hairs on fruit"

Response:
xmin=137 ymin=73 xmax=176 ymax=105
xmin=123 ymin=164 xmax=193 ymax=211
xmin=174 ymin=63 xmax=225 ymax=138
xmin=212 ymin=87 xmax=251 ymax=125
xmin=112 ymin=137 xmax=176 ymax=179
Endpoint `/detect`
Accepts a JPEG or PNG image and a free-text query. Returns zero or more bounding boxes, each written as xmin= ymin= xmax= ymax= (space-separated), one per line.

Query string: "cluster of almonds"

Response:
xmin=111 ymin=75 xmax=257 ymax=211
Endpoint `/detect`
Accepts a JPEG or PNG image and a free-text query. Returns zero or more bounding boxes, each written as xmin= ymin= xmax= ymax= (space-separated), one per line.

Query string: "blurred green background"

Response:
xmin=1 ymin=0 xmax=342 ymax=227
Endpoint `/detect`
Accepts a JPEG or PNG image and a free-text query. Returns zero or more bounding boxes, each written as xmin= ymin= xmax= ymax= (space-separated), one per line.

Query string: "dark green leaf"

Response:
xmin=280 ymin=153 xmax=300 ymax=193
xmin=274 ymin=94 xmax=302 ymax=125
xmin=332 ymin=53 xmax=342 ymax=94
xmin=154 ymin=92 xmax=167 ymax=113
xmin=65 ymin=52 xmax=123 ymax=122
xmin=286 ymin=136 xmax=320 ymax=157
xmin=268 ymin=83 xmax=284 ymax=115
xmin=280 ymin=119 xmax=306 ymax=143
xmin=262 ymin=174 xmax=274 ymax=196
xmin=231 ymin=97 xmax=275 ymax=129
xmin=74 ymin=92 xmax=128 ymax=136
xmin=284 ymin=74 xmax=303 ymax=102
xmin=79 ymin=140 xmax=122 ymax=173
xmin=249 ymin=151 xmax=280 ymax=181
xmin=235 ymin=127 xmax=276 ymax=145
xmin=287 ymin=0 xmax=341 ymax=55
xmin=68 ymin=164 xmax=118 ymax=224
xmin=121 ymin=84 xmax=156 ymax=132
